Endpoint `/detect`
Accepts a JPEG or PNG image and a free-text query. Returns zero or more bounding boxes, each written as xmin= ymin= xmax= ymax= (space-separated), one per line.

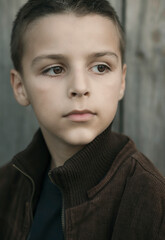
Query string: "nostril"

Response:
xmin=71 ymin=92 xmax=77 ymax=97
xmin=69 ymin=90 xmax=89 ymax=98
xmin=84 ymin=91 xmax=89 ymax=96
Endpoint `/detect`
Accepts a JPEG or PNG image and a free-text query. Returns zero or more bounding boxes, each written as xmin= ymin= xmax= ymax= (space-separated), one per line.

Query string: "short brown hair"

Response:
xmin=11 ymin=0 xmax=125 ymax=73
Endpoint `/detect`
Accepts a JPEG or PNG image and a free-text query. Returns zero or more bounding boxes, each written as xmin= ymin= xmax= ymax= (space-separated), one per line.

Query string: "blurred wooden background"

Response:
xmin=0 ymin=0 xmax=165 ymax=174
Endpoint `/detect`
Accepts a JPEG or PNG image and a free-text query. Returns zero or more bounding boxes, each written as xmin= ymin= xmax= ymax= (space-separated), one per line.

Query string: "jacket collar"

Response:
xmin=12 ymin=129 xmax=50 ymax=189
xmin=49 ymin=125 xmax=129 ymax=208
xmin=12 ymin=126 xmax=135 ymax=209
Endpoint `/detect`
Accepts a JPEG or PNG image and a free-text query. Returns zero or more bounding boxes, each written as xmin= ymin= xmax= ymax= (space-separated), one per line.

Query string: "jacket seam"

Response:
xmin=131 ymin=153 xmax=165 ymax=185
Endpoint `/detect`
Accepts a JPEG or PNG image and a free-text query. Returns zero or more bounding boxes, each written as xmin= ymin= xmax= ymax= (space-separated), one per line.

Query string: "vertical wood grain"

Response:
xmin=0 ymin=0 xmax=38 ymax=166
xmin=124 ymin=0 xmax=165 ymax=174
xmin=108 ymin=0 xmax=124 ymax=133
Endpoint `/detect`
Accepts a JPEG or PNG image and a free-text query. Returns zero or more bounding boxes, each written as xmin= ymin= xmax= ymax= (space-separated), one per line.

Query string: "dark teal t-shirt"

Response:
xmin=28 ymin=170 xmax=64 ymax=240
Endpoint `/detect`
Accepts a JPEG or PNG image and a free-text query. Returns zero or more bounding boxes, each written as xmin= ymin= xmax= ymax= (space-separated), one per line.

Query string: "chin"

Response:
xmin=66 ymin=130 xmax=98 ymax=146
xmin=70 ymin=139 xmax=93 ymax=146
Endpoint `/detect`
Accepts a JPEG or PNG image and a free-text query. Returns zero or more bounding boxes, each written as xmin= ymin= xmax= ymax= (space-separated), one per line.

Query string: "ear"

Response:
xmin=10 ymin=69 xmax=30 ymax=106
xmin=118 ymin=64 xmax=127 ymax=100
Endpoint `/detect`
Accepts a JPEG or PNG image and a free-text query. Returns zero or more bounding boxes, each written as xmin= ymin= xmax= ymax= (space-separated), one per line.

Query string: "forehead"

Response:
xmin=23 ymin=13 xmax=120 ymax=61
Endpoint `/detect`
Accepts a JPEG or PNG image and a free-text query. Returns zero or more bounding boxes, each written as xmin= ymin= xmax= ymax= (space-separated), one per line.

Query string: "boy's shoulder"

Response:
xmin=0 ymin=161 xmax=19 ymax=204
xmin=125 ymin=136 xmax=165 ymax=186
xmin=131 ymin=150 xmax=165 ymax=181
xmin=0 ymin=161 xmax=19 ymax=189
xmin=107 ymin=132 xmax=165 ymax=197
xmin=107 ymin=135 xmax=165 ymax=239
xmin=0 ymin=161 xmax=15 ymax=180
xmin=113 ymin=138 xmax=165 ymax=202
xmin=0 ymin=129 xmax=49 ymax=190
xmin=113 ymin=131 xmax=165 ymax=183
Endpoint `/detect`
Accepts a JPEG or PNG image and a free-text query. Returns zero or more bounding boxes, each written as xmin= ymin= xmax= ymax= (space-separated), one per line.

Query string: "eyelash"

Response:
xmin=42 ymin=65 xmax=64 ymax=76
xmin=91 ymin=64 xmax=111 ymax=74
xmin=42 ymin=63 xmax=111 ymax=77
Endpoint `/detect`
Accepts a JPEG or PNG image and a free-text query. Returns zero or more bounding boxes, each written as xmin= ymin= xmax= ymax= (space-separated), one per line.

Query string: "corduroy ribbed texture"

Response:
xmin=49 ymin=125 xmax=128 ymax=208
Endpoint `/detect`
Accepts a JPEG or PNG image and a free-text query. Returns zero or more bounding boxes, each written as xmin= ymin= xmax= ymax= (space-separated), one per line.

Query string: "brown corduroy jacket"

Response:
xmin=0 ymin=128 xmax=165 ymax=240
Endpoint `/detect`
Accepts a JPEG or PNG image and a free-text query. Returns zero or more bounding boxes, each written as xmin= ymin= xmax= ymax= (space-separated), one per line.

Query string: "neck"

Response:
xmin=41 ymin=129 xmax=84 ymax=168
xmin=50 ymin=144 xmax=84 ymax=168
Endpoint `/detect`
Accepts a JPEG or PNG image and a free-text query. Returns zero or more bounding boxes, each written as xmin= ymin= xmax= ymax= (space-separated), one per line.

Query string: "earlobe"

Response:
xmin=10 ymin=69 xmax=30 ymax=106
xmin=119 ymin=64 xmax=127 ymax=100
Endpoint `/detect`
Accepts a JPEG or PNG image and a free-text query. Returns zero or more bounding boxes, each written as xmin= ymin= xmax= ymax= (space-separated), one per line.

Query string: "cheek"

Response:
xmin=99 ymin=79 xmax=122 ymax=102
xmin=25 ymin=79 xmax=59 ymax=103
xmin=24 ymin=82 xmax=63 ymax=116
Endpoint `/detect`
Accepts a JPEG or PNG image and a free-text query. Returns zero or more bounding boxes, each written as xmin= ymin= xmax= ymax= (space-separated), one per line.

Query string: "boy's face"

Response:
xmin=11 ymin=14 xmax=126 ymax=150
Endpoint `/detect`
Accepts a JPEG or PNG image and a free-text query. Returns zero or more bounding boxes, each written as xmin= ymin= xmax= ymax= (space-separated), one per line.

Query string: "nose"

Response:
xmin=67 ymin=70 xmax=90 ymax=98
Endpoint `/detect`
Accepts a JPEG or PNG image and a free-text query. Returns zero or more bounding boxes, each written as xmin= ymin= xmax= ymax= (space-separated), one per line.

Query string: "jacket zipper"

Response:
xmin=48 ymin=171 xmax=66 ymax=239
xmin=12 ymin=164 xmax=35 ymax=232
xmin=13 ymin=164 xmax=66 ymax=239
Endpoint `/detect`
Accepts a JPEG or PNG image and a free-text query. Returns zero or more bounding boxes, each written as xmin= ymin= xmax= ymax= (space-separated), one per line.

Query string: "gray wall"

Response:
xmin=124 ymin=0 xmax=165 ymax=173
xmin=0 ymin=0 xmax=165 ymax=175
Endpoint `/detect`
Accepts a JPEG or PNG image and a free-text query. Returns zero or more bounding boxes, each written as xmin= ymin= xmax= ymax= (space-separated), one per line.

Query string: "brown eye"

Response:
xmin=43 ymin=66 xmax=64 ymax=76
xmin=97 ymin=65 xmax=107 ymax=72
xmin=52 ymin=66 xmax=63 ymax=74
xmin=92 ymin=64 xmax=110 ymax=74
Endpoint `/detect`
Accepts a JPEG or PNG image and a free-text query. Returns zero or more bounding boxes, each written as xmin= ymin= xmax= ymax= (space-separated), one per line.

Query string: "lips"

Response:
xmin=63 ymin=110 xmax=96 ymax=122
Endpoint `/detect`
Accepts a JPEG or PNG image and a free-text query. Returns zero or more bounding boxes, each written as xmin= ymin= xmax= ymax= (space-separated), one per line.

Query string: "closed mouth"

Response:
xmin=63 ymin=110 xmax=96 ymax=122
xmin=64 ymin=110 xmax=95 ymax=117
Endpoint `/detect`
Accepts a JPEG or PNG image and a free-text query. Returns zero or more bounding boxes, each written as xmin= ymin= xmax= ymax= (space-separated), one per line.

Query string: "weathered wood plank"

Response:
xmin=108 ymin=0 xmax=124 ymax=132
xmin=124 ymin=0 xmax=165 ymax=174
xmin=0 ymin=0 xmax=38 ymax=166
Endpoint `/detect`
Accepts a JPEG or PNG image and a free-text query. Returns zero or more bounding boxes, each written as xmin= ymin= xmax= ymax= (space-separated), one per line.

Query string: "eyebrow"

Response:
xmin=90 ymin=51 xmax=119 ymax=60
xmin=31 ymin=51 xmax=119 ymax=67
xmin=31 ymin=54 xmax=65 ymax=67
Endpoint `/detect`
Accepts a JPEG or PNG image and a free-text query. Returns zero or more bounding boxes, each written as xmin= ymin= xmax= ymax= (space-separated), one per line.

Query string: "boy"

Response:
xmin=0 ymin=0 xmax=165 ymax=239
